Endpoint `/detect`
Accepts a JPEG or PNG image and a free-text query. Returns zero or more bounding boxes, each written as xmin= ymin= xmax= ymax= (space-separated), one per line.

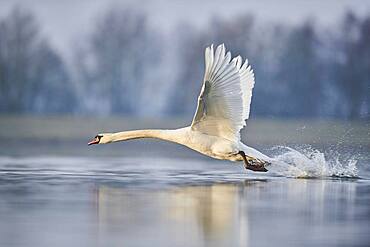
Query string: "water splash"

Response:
xmin=268 ymin=146 xmax=358 ymax=178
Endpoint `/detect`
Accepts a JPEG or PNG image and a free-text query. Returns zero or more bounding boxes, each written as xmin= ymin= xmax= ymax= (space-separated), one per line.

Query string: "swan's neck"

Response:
xmin=108 ymin=128 xmax=186 ymax=144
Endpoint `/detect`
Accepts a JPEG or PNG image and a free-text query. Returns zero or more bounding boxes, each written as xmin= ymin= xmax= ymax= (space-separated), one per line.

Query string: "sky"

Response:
xmin=0 ymin=0 xmax=370 ymax=55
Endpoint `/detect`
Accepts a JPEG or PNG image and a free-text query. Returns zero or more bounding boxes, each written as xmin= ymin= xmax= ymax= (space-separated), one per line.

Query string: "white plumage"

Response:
xmin=191 ymin=44 xmax=255 ymax=142
xmin=89 ymin=44 xmax=270 ymax=172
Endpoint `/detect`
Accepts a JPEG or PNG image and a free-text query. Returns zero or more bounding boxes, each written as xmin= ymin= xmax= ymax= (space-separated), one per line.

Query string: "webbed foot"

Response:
xmin=238 ymin=151 xmax=269 ymax=172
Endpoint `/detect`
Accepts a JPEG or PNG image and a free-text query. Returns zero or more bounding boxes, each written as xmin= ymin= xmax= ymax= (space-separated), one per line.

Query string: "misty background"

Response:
xmin=0 ymin=0 xmax=369 ymax=120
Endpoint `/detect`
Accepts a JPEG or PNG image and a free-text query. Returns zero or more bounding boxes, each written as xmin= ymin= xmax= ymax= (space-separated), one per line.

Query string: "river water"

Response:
xmin=0 ymin=142 xmax=369 ymax=247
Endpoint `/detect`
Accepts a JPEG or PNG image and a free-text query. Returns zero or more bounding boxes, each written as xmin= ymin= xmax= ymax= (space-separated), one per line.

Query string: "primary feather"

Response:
xmin=191 ymin=44 xmax=256 ymax=142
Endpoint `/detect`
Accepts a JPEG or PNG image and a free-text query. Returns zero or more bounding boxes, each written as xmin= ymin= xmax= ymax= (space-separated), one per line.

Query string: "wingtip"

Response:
xmin=241 ymin=59 xmax=249 ymax=70
xmin=207 ymin=43 xmax=228 ymax=57
xmin=217 ymin=43 xmax=226 ymax=52
xmin=236 ymin=55 xmax=242 ymax=69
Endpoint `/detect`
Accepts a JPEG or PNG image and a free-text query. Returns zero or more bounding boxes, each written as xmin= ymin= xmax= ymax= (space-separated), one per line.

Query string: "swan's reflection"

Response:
xmin=95 ymin=182 xmax=257 ymax=247
xmin=166 ymin=184 xmax=244 ymax=245
xmin=94 ymin=179 xmax=359 ymax=247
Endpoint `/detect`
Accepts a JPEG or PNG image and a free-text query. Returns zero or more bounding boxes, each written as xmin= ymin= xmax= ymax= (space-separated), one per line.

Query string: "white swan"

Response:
xmin=88 ymin=44 xmax=270 ymax=172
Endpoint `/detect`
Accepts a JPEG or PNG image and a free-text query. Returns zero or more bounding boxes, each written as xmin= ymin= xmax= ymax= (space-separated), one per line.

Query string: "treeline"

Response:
xmin=0 ymin=7 xmax=369 ymax=119
xmin=0 ymin=8 xmax=75 ymax=113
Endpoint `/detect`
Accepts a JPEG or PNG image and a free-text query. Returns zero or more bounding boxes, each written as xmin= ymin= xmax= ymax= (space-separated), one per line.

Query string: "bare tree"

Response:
xmin=0 ymin=7 xmax=75 ymax=113
xmin=0 ymin=7 xmax=39 ymax=112
xmin=74 ymin=7 xmax=162 ymax=115
xmin=275 ymin=21 xmax=321 ymax=118
xmin=335 ymin=12 xmax=370 ymax=119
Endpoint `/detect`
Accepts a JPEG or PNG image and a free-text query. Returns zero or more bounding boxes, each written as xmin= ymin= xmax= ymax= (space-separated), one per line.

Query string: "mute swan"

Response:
xmin=88 ymin=44 xmax=270 ymax=172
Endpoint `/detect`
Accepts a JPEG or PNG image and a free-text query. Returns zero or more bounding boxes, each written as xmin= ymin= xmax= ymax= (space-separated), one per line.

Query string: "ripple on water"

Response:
xmin=0 ymin=153 xmax=368 ymax=187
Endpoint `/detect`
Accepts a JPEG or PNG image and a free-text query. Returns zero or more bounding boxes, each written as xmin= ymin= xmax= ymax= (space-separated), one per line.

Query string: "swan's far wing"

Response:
xmin=191 ymin=44 xmax=255 ymax=141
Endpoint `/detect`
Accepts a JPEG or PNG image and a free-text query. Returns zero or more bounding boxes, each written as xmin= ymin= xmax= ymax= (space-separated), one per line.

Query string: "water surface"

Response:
xmin=0 ymin=153 xmax=369 ymax=247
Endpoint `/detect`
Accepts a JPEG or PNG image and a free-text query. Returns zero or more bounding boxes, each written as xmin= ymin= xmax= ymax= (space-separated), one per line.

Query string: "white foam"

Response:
xmin=268 ymin=146 xmax=358 ymax=178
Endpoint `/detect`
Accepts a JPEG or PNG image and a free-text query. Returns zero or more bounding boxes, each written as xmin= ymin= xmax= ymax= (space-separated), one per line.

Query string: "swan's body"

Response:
xmin=89 ymin=44 xmax=270 ymax=171
xmin=100 ymin=128 xmax=269 ymax=162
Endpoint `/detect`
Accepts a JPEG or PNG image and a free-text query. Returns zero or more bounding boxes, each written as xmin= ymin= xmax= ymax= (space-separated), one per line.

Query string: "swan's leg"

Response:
xmin=238 ymin=151 xmax=268 ymax=172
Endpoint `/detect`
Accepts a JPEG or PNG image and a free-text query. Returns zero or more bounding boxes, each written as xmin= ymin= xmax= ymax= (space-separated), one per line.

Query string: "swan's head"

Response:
xmin=88 ymin=133 xmax=113 ymax=145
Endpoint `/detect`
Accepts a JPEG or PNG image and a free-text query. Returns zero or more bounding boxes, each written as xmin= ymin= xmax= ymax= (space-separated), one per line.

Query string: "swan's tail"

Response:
xmin=240 ymin=143 xmax=271 ymax=162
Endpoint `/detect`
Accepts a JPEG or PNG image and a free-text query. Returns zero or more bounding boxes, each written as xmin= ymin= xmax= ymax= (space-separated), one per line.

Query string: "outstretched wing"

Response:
xmin=191 ymin=44 xmax=255 ymax=142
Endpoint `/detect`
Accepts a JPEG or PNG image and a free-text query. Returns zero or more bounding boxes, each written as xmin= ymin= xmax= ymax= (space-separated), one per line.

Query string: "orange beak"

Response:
xmin=88 ymin=137 xmax=99 ymax=146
